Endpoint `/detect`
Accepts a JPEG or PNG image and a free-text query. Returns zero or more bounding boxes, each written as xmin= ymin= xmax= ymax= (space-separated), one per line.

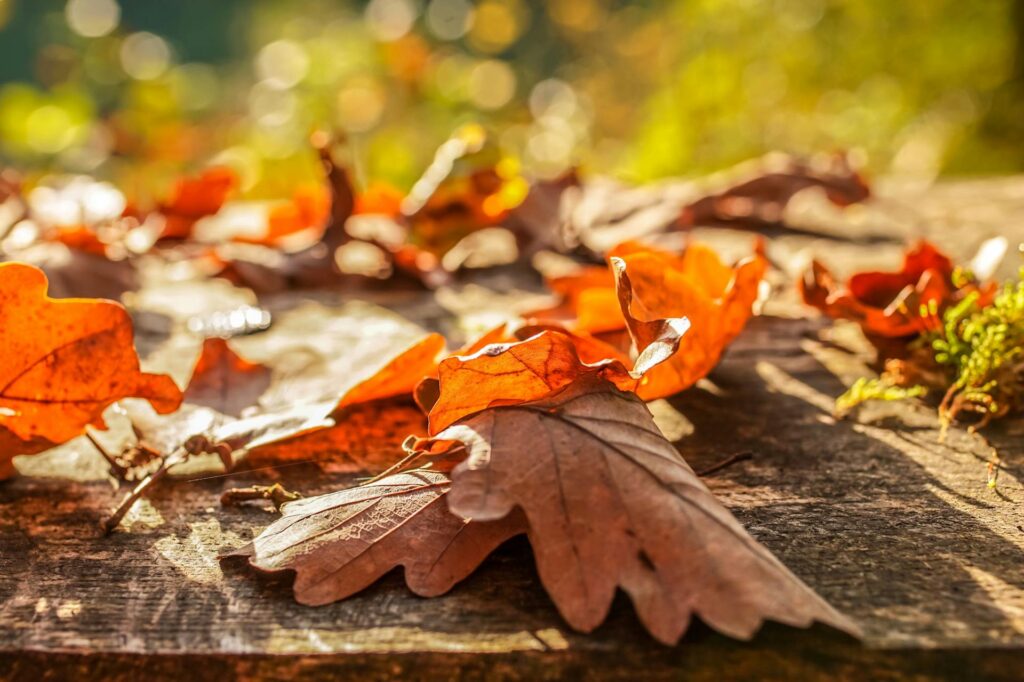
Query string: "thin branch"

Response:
xmin=697 ymin=451 xmax=754 ymax=477
xmin=221 ymin=483 xmax=302 ymax=511
xmin=102 ymin=447 xmax=188 ymax=534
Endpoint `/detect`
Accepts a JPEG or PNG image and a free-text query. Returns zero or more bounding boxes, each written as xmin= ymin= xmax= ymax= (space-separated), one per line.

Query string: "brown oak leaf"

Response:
xmin=227 ymin=469 xmax=528 ymax=604
xmin=433 ymin=375 xmax=859 ymax=644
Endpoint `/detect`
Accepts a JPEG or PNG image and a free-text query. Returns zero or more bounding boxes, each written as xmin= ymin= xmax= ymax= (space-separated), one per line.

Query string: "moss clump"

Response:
xmin=836 ymin=268 xmax=1024 ymax=430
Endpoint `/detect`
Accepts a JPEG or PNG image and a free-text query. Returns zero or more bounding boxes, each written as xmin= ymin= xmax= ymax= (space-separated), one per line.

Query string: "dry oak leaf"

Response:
xmin=528 ymin=241 xmax=765 ymax=396
xmin=678 ymin=152 xmax=869 ymax=229
xmin=426 ymin=325 xmax=688 ymax=435
xmin=0 ymin=262 xmax=181 ymax=474
xmin=433 ymin=375 xmax=859 ymax=644
xmin=414 ymin=322 xmax=636 ymax=416
xmin=799 ymin=240 xmax=996 ymax=340
xmin=612 ymin=241 xmax=767 ymax=400
xmin=183 ymin=337 xmax=273 ymax=418
xmin=121 ymin=337 xmax=330 ymax=464
xmin=227 ymin=469 xmax=528 ymax=604
xmin=247 ymin=333 xmax=445 ymax=472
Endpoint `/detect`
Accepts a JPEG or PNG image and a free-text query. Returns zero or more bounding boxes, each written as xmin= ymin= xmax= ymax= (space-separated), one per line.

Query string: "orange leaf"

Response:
xmin=337 ymin=333 xmax=447 ymax=409
xmin=159 ymin=166 xmax=238 ymax=240
xmin=0 ymin=263 xmax=182 ymax=473
xmin=427 ymin=324 xmax=687 ymax=434
xmin=612 ymin=241 xmax=767 ymax=399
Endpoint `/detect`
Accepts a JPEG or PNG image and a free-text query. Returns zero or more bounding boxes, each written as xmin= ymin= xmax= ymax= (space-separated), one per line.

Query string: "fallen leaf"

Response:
xmin=227 ymin=469 xmax=528 ymax=604
xmin=336 ymin=333 xmax=446 ymax=409
xmin=508 ymin=153 xmax=868 ymax=258
xmin=244 ymin=398 xmax=427 ymax=473
xmin=258 ymin=184 xmax=331 ymax=246
xmin=678 ymin=152 xmax=869 ymax=229
xmin=799 ymin=240 xmax=996 ymax=339
xmin=120 ymin=337 xmax=333 ymax=465
xmin=182 ymin=337 xmax=273 ymax=418
xmin=427 ymin=325 xmax=688 ymax=434
xmin=247 ymin=333 xmax=446 ymax=472
xmin=529 ymin=241 xmax=766 ymax=400
xmin=158 ymin=166 xmax=238 ymax=240
xmin=0 ymin=262 xmax=181 ymax=475
xmin=434 ymin=374 xmax=858 ymax=644
xmin=612 ymin=242 xmax=767 ymax=399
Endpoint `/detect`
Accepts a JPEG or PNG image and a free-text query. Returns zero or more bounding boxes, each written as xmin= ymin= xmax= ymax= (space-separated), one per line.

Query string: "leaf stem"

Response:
xmin=84 ymin=426 xmax=126 ymax=481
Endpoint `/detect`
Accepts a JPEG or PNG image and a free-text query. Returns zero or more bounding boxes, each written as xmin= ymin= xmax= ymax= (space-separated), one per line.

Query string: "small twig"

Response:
xmin=971 ymin=428 xmax=1002 ymax=490
xmin=697 ymin=451 xmax=754 ymax=477
xmin=84 ymin=427 xmax=127 ymax=481
xmin=221 ymin=483 xmax=302 ymax=511
xmin=102 ymin=447 xmax=189 ymax=534
xmin=362 ymin=447 xmax=423 ymax=485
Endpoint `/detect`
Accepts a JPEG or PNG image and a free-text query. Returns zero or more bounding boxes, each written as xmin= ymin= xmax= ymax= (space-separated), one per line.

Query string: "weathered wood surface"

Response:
xmin=2 ymin=178 xmax=1024 ymax=680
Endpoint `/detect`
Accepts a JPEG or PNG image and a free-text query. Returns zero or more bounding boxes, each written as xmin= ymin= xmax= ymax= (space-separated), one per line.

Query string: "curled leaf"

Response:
xmin=611 ymin=242 xmax=767 ymax=399
xmin=227 ymin=469 xmax=528 ymax=604
xmin=799 ymin=240 xmax=996 ymax=339
xmin=678 ymin=152 xmax=870 ymax=229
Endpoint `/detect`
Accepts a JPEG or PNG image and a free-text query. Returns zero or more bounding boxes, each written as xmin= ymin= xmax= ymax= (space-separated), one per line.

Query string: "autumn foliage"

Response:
xmin=800 ymin=240 xmax=995 ymax=340
xmin=0 ymin=263 xmax=181 ymax=478
xmin=0 ymin=139 xmax=871 ymax=647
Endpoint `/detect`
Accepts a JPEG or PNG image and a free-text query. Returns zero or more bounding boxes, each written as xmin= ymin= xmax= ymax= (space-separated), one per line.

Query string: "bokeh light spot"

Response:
xmin=65 ymin=0 xmax=120 ymax=38
xmin=256 ymin=40 xmax=310 ymax=90
xmin=336 ymin=80 xmax=386 ymax=132
xmin=365 ymin=0 xmax=418 ymax=42
xmin=426 ymin=0 xmax=475 ymax=41
xmin=469 ymin=60 xmax=516 ymax=110
xmin=120 ymin=32 xmax=172 ymax=81
xmin=468 ymin=0 xmax=527 ymax=54
xmin=26 ymin=106 xmax=77 ymax=154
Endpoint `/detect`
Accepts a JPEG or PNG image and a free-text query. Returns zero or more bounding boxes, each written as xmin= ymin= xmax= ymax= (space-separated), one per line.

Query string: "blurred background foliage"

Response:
xmin=0 ymin=0 xmax=1022 ymax=200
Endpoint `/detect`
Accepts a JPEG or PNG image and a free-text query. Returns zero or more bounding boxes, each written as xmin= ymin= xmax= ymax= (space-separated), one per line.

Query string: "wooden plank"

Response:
xmin=2 ymin=179 xmax=1024 ymax=678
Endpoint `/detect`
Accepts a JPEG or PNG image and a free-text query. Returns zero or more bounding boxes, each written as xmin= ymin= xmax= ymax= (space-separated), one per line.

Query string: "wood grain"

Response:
xmin=3 ymin=178 xmax=1024 ymax=679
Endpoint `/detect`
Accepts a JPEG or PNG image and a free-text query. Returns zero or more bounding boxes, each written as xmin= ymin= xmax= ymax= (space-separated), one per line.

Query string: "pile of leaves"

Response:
xmin=0 ymin=135 xmax=872 ymax=646
xmin=801 ymin=238 xmax=1024 ymax=432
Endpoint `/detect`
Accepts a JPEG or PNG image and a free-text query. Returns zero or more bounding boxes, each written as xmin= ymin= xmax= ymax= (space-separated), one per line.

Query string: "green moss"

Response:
xmin=836 ymin=267 xmax=1024 ymax=428
xmin=835 ymin=378 xmax=927 ymax=418
xmin=929 ymin=269 xmax=1024 ymax=426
